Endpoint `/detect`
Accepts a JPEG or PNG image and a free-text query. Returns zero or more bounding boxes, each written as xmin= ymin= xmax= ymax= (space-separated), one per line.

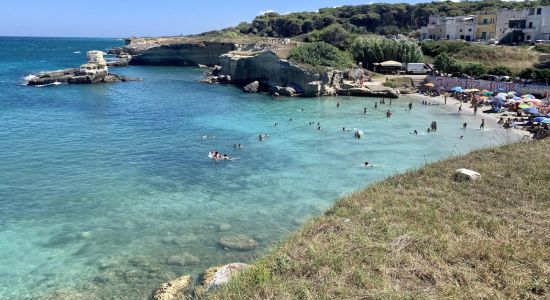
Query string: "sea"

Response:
xmin=0 ymin=37 xmax=519 ymax=299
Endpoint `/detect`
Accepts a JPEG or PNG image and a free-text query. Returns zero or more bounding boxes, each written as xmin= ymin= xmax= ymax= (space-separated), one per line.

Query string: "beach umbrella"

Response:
xmin=495 ymin=94 xmax=507 ymax=101
xmin=523 ymin=107 xmax=540 ymax=114
xmin=451 ymin=86 xmax=463 ymax=92
xmin=542 ymin=118 xmax=550 ymax=124
xmin=482 ymin=90 xmax=493 ymax=96
xmin=519 ymin=103 xmax=530 ymax=109
xmin=512 ymin=96 xmax=521 ymax=100
xmin=522 ymin=94 xmax=536 ymax=99
xmin=424 ymin=82 xmax=435 ymax=88
xmin=533 ymin=117 xmax=548 ymax=123
xmin=507 ymin=91 xmax=517 ymax=95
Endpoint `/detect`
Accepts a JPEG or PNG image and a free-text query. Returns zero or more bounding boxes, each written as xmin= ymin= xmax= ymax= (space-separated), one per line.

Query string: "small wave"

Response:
xmin=73 ymin=51 xmax=81 ymax=54
xmin=23 ymin=74 xmax=37 ymax=82
xmin=34 ymin=81 xmax=63 ymax=87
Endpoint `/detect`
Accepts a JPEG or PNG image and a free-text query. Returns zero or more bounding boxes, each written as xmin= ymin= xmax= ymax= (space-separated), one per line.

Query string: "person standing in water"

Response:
xmin=389 ymin=99 xmax=392 ymax=106
xmin=463 ymin=122 xmax=467 ymax=129
xmin=474 ymin=104 xmax=478 ymax=116
xmin=337 ymin=101 xmax=340 ymax=108
xmin=444 ymin=94 xmax=448 ymax=104
xmin=364 ymin=107 xmax=367 ymax=114
xmin=480 ymin=119 xmax=485 ymax=130
xmin=408 ymin=102 xmax=413 ymax=110
xmin=458 ymin=104 xmax=462 ymax=114
xmin=375 ymin=102 xmax=378 ymax=109
xmin=386 ymin=110 xmax=392 ymax=118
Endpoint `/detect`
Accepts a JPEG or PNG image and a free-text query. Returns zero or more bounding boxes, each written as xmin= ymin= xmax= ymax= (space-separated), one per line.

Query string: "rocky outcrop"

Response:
xmin=195 ymin=263 xmax=250 ymax=296
xmin=219 ymin=234 xmax=257 ymax=251
xmin=152 ymin=275 xmax=192 ymax=300
xmin=123 ymin=39 xmax=236 ymax=66
xmin=243 ymin=81 xmax=260 ymax=93
xmin=219 ymin=50 xmax=320 ymax=95
xmin=27 ymin=51 xmax=140 ymax=86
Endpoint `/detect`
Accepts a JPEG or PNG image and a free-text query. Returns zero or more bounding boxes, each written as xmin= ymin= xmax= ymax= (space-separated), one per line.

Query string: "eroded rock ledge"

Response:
xmin=26 ymin=51 xmax=140 ymax=86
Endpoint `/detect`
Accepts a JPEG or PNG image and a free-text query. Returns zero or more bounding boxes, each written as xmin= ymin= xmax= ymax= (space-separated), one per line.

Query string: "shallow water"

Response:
xmin=0 ymin=37 xmax=519 ymax=299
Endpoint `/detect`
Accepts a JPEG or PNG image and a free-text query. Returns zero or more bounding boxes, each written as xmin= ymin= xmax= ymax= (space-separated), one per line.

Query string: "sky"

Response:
xmin=0 ymin=0 xmax=424 ymax=38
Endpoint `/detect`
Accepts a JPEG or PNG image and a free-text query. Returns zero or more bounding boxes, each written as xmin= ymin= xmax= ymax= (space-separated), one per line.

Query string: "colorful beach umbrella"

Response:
xmin=522 ymin=94 xmax=536 ymax=99
xmin=542 ymin=118 xmax=550 ymax=124
xmin=451 ymin=86 xmax=463 ymax=92
xmin=523 ymin=107 xmax=540 ymax=114
xmin=533 ymin=117 xmax=548 ymax=123
xmin=482 ymin=90 xmax=493 ymax=96
xmin=519 ymin=103 xmax=530 ymax=109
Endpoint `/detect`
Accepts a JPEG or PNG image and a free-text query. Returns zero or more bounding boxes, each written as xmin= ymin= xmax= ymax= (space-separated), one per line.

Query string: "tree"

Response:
xmin=288 ymin=42 xmax=354 ymax=69
xmin=434 ymin=53 xmax=454 ymax=74
xmin=462 ymin=63 xmax=487 ymax=78
xmin=351 ymin=36 xmax=423 ymax=66
xmin=488 ymin=66 xmax=512 ymax=76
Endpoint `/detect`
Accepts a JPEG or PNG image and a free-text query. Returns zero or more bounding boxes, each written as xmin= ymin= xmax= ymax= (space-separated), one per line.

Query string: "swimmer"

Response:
xmin=259 ymin=134 xmax=263 ymax=141
xmin=364 ymin=161 xmax=369 ymax=167
xmin=409 ymin=130 xmax=418 ymax=135
xmin=289 ymin=118 xmax=293 ymax=121
xmin=460 ymin=135 xmax=464 ymax=139
xmin=274 ymin=122 xmax=278 ymax=126
xmin=337 ymin=101 xmax=340 ymax=108
xmin=463 ymin=122 xmax=467 ymax=129
xmin=238 ymin=144 xmax=243 ymax=149
xmin=301 ymin=108 xmax=304 ymax=112
xmin=233 ymin=144 xmax=237 ymax=148
xmin=386 ymin=110 xmax=392 ymax=118
xmin=317 ymin=125 xmax=321 ymax=130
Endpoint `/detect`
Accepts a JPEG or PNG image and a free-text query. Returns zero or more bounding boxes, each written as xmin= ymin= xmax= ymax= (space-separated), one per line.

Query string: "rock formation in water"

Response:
xmin=26 ymin=51 xmax=139 ymax=86
xmin=123 ymin=37 xmax=235 ymax=66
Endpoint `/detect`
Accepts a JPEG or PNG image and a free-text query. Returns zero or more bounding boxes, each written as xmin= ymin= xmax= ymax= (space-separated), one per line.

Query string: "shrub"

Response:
xmin=534 ymin=44 xmax=550 ymax=53
xmin=288 ymin=42 xmax=354 ymax=69
xmin=461 ymin=63 xmax=488 ymax=77
xmin=306 ymin=24 xmax=354 ymax=50
xmin=488 ymin=66 xmax=512 ymax=76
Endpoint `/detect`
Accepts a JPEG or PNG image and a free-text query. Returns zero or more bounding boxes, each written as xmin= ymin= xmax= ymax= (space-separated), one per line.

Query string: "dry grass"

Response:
xmin=208 ymin=140 xmax=550 ymax=299
xmin=452 ymin=45 xmax=539 ymax=73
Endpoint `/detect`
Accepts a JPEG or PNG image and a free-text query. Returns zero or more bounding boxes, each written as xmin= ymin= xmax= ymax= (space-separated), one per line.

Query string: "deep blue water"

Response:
xmin=0 ymin=37 xmax=518 ymax=299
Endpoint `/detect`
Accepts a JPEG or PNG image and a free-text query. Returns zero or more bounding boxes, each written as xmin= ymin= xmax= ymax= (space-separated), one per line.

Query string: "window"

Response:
xmin=537 ymin=8 xmax=542 ymax=15
xmin=529 ymin=22 xmax=533 ymax=29
xmin=483 ymin=19 xmax=488 ymax=24
xmin=527 ymin=35 xmax=531 ymax=41
xmin=447 ymin=34 xmax=449 ymax=39
xmin=460 ymin=29 xmax=463 ymax=32
xmin=460 ymin=35 xmax=465 ymax=39
xmin=529 ymin=8 xmax=535 ymax=15
xmin=468 ymin=28 xmax=472 ymax=32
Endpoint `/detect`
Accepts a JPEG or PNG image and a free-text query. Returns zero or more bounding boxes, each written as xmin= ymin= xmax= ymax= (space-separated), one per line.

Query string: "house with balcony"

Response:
xmin=476 ymin=13 xmax=497 ymax=40
xmin=420 ymin=15 xmax=477 ymax=41
xmin=497 ymin=7 xmax=550 ymax=44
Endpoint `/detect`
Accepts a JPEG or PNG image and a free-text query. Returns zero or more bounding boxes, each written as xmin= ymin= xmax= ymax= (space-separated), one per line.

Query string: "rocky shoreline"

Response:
xmin=123 ymin=37 xmax=400 ymax=98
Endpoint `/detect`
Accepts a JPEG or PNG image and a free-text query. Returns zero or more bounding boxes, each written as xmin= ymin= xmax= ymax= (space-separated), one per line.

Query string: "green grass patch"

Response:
xmin=209 ymin=140 xmax=550 ymax=299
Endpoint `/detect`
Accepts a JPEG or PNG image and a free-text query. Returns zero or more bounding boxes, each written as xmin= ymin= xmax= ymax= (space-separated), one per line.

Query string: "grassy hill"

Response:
xmin=209 ymin=139 xmax=550 ymax=299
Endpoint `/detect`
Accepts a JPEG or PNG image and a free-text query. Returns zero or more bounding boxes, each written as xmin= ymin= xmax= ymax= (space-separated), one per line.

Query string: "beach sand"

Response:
xmin=409 ymin=93 xmax=529 ymax=140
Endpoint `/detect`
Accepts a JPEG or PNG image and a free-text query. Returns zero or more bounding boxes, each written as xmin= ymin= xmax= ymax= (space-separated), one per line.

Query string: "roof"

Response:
xmin=379 ymin=61 xmax=403 ymax=67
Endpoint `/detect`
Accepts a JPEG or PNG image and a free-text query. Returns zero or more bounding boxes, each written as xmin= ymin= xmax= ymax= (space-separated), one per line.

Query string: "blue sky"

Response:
xmin=0 ymin=0 xmax=423 ymax=37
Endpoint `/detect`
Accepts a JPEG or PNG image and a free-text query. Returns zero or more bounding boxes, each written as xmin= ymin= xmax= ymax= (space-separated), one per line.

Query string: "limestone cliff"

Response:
xmin=123 ymin=38 xmax=235 ymax=66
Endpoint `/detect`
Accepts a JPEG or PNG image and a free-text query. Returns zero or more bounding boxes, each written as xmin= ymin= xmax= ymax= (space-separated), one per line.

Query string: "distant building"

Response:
xmin=420 ymin=6 xmax=550 ymax=44
xmin=476 ymin=13 xmax=497 ymax=40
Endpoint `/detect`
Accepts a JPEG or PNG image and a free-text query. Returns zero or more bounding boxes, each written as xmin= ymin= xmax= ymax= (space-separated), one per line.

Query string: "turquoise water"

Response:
xmin=0 ymin=37 xmax=518 ymax=299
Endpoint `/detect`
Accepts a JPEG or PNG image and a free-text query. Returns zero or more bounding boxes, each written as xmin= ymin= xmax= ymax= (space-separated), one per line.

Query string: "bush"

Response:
xmin=306 ymin=24 xmax=354 ymax=50
xmin=461 ymin=63 xmax=488 ymax=77
xmin=488 ymin=66 xmax=512 ymax=76
xmin=351 ymin=36 xmax=423 ymax=67
xmin=288 ymin=42 xmax=354 ymax=69
xmin=534 ymin=44 xmax=550 ymax=53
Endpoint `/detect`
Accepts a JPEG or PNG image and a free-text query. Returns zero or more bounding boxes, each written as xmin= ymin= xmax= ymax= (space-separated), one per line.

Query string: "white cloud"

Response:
xmin=259 ymin=9 xmax=275 ymax=15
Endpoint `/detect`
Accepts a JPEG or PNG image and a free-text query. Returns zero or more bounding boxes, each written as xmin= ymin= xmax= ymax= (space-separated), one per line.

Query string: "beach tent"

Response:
xmin=523 ymin=107 xmax=540 ymax=114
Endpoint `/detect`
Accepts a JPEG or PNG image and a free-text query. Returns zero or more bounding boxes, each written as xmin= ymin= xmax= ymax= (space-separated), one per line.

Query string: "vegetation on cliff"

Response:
xmin=288 ymin=42 xmax=353 ymax=69
xmin=209 ymin=140 xmax=550 ymax=299
xmin=203 ymin=1 xmax=545 ymax=39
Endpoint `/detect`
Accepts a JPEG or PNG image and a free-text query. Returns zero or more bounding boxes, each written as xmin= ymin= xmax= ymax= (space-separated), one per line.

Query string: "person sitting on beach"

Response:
xmin=498 ymin=117 xmax=504 ymax=125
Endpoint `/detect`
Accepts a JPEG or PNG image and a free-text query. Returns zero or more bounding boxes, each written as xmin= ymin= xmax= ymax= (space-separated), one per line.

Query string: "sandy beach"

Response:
xmin=409 ymin=92 xmax=529 ymax=140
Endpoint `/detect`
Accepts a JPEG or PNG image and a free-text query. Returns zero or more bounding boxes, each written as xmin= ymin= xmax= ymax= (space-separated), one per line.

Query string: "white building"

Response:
xmin=420 ymin=15 xmax=477 ymax=41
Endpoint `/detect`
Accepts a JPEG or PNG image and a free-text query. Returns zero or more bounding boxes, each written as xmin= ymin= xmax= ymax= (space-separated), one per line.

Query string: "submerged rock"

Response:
xmin=166 ymin=253 xmax=200 ymax=266
xmin=195 ymin=263 xmax=250 ymax=295
xmin=152 ymin=275 xmax=192 ymax=300
xmin=275 ymin=86 xmax=297 ymax=97
xmin=219 ymin=234 xmax=257 ymax=251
